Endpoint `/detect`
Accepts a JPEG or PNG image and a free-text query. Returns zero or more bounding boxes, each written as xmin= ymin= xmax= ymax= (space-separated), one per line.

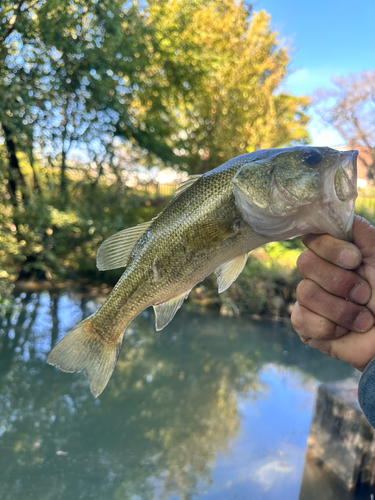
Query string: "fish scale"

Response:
xmin=47 ymin=146 xmax=358 ymax=397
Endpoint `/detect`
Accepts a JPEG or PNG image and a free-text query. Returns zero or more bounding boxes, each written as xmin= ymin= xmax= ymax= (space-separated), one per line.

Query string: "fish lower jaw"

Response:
xmin=234 ymin=183 xmax=355 ymax=242
xmin=300 ymin=199 xmax=355 ymax=241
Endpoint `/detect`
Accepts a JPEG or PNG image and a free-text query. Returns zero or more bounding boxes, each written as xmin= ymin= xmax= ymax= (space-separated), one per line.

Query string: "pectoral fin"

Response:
xmin=187 ymin=219 xmax=241 ymax=250
xmin=153 ymin=290 xmax=191 ymax=331
xmin=96 ymin=221 xmax=152 ymax=271
xmin=215 ymin=254 xmax=248 ymax=293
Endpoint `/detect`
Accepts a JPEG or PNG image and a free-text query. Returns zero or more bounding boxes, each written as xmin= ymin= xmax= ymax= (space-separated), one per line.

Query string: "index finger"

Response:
xmin=302 ymin=233 xmax=362 ymax=270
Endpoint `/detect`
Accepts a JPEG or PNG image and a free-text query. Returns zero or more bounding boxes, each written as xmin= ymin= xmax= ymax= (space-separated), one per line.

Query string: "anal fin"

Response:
xmin=153 ymin=290 xmax=191 ymax=331
xmin=215 ymin=254 xmax=248 ymax=293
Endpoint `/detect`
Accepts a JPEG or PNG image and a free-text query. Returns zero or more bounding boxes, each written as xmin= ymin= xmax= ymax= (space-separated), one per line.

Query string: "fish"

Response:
xmin=47 ymin=146 xmax=358 ymax=397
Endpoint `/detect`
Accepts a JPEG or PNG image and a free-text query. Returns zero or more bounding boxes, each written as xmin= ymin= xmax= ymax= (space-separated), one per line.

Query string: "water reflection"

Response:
xmin=0 ymin=288 xmax=356 ymax=499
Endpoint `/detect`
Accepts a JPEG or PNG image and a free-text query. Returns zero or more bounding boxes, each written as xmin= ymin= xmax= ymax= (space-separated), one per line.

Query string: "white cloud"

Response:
xmin=252 ymin=458 xmax=293 ymax=490
xmin=238 ymin=442 xmax=304 ymax=492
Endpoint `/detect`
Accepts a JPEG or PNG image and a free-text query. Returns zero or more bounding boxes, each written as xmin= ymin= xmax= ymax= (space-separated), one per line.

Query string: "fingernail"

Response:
xmin=350 ymin=284 xmax=371 ymax=304
xmin=354 ymin=312 xmax=373 ymax=331
xmin=338 ymin=249 xmax=360 ymax=268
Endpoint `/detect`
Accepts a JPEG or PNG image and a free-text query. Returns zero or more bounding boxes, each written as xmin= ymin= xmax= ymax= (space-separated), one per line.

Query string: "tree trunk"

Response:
xmin=1 ymin=123 xmax=27 ymax=203
xmin=60 ymin=112 xmax=69 ymax=201
xmin=91 ymin=159 xmax=104 ymax=190
xmin=60 ymin=146 xmax=67 ymax=198
xmin=28 ymin=133 xmax=42 ymax=196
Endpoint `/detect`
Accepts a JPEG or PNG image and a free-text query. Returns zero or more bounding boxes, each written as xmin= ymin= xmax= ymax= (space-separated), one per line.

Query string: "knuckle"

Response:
xmin=314 ymin=317 xmax=343 ymax=340
xmin=305 ymin=234 xmax=326 ymax=252
xmin=314 ymin=316 xmax=332 ymax=339
xmin=301 ymin=233 xmax=319 ymax=248
xmin=296 ymin=279 xmax=320 ymax=305
xmin=327 ymin=273 xmax=352 ymax=296
xmin=291 ymin=305 xmax=311 ymax=342
xmin=296 ymin=250 xmax=314 ymax=275
xmin=291 ymin=309 xmax=303 ymax=332
xmin=303 ymin=233 xmax=342 ymax=262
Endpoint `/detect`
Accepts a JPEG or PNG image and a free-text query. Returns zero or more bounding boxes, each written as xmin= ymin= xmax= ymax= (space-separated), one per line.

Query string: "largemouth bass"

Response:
xmin=48 ymin=146 xmax=358 ymax=396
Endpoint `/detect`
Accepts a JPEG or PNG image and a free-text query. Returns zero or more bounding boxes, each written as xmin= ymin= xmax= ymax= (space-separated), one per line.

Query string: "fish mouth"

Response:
xmin=318 ymin=149 xmax=358 ymax=241
xmin=334 ymin=149 xmax=358 ymax=240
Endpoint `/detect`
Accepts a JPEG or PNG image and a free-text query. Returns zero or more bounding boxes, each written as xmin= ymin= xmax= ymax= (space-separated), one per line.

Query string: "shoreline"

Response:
xmin=11 ymin=277 xmax=294 ymax=325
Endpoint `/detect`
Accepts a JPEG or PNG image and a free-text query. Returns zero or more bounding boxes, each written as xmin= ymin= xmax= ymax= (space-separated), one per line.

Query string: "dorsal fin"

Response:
xmin=96 ymin=221 xmax=153 ymax=271
xmin=173 ymin=175 xmax=202 ymax=199
xmin=153 ymin=289 xmax=191 ymax=331
xmin=215 ymin=254 xmax=248 ymax=293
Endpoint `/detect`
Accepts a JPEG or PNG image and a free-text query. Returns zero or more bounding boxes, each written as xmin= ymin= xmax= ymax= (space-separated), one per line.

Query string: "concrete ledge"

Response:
xmin=304 ymin=379 xmax=375 ymax=491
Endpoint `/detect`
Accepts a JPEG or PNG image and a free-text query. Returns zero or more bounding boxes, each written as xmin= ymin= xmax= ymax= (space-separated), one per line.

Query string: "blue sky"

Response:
xmin=255 ymin=0 xmax=375 ymax=146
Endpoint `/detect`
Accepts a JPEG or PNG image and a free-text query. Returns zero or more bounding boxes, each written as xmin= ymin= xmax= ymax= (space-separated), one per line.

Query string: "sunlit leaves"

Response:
xmin=156 ymin=5 xmax=310 ymax=173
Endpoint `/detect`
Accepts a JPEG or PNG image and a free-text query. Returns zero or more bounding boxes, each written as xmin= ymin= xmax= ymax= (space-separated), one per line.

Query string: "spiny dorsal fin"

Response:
xmin=97 ymin=221 xmax=153 ymax=271
xmin=153 ymin=289 xmax=191 ymax=331
xmin=173 ymin=175 xmax=202 ymax=199
xmin=215 ymin=254 xmax=248 ymax=293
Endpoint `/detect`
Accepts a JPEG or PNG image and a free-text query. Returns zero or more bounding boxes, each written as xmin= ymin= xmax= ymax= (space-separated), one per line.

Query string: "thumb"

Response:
xmin=353 ymin=215 xmax=375 ymax=265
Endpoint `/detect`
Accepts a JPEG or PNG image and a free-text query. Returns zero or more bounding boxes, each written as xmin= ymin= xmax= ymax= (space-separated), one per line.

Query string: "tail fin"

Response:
xmin=47 ymin=316 xmax=121 ymax=397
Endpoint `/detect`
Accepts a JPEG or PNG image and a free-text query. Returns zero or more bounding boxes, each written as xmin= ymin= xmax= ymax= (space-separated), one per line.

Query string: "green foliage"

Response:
xmin=151 ymin=4 xmax=310 ymax=173
xmin=0 ymin=0 xmax=312 ymax=311
xmin=0 ymin=150 xmax=165 ymax=282
xmin=0 ymin=0 xmax=309 ymax=177
xmin=355 ymin=188 xmax=375 ymax=226
xmin=228 ymin=250 xmax=302 ymax=316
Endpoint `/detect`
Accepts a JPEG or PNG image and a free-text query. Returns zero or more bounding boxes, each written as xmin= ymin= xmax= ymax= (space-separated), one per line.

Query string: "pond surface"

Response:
xmin=0 ymin=288 xmax=360 ymax=499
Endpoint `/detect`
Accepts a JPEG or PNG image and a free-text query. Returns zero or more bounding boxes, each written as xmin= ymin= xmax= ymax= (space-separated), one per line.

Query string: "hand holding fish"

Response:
xmin=291 ymin=215 xmax=375 ymax=371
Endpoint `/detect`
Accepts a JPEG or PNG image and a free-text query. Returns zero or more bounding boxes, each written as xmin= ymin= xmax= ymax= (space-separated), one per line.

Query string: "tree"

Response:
xmin=0 ymin=0 xmax=196 ymax=200
xmin=314 ymin=71 xmax=375 ymax=180
xmin=1 ymin=0 xmax=310 ymax=188
xmin=0 ymin=0 xmax=311 ymax=280
xmin=149 ymin=1 xmax=310 ymax=173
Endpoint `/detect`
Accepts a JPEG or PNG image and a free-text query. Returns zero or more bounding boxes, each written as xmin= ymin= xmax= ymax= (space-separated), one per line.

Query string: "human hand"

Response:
xmin=291 ymin=215 xmax=375 ymax=372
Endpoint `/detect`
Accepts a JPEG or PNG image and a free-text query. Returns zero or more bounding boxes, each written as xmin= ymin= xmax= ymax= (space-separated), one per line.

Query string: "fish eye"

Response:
xmin=302 ymin=148 xmax=323 ymax=166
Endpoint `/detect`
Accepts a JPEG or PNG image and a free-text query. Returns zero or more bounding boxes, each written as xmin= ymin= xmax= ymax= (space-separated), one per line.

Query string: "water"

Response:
xmin=0 ymin=288 xmax=359 ymax=499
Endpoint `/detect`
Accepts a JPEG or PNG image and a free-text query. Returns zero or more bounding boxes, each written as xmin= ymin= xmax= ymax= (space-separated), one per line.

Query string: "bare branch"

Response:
xmin=313 ymin=71 xmax=375 ymax=178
